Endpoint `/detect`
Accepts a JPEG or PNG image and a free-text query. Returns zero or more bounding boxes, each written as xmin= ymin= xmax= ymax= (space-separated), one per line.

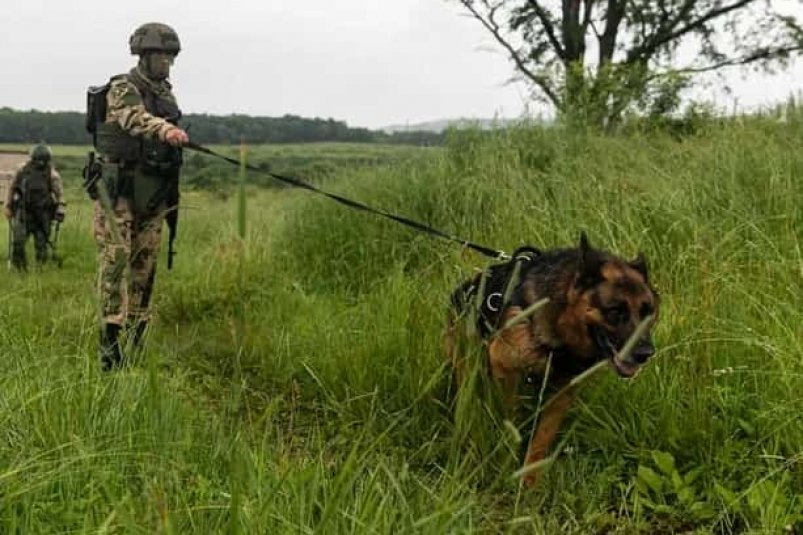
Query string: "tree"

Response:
xmin=457 ymin=0 xmax=803 ymax=126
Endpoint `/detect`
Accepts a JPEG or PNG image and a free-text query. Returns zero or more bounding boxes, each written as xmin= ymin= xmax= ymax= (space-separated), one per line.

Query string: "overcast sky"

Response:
xmin=1 ymin=0 xmax=802 ymax=129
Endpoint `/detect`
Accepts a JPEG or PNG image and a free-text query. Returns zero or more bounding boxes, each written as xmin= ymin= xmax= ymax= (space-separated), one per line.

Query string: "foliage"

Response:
xmin=457 ymin=0 xmax=803 ymax=127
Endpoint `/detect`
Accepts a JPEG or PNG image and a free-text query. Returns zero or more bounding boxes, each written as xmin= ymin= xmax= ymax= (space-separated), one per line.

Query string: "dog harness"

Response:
xmin=453 ymin=245 xmax=543 ymax=337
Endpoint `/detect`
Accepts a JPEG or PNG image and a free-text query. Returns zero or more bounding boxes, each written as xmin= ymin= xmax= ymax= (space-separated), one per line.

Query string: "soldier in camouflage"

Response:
xmin=92 ymin=22 xmax=189 ymax=371
xmin=4 ymin=144 xmax=65 ymax=270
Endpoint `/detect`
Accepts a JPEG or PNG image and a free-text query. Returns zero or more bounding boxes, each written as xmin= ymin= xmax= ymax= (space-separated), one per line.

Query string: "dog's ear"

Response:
xmin=575 ymin=232 xmax=604 ymax=289
xmin=629 ymin=253 xmax=650 ymax=282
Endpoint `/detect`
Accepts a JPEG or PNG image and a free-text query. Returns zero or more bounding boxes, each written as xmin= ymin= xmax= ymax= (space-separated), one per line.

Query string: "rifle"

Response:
xmin=6 ymin=188 xmax=20 ymax=271
xmin=167 ymin=124 xmax=189 ymax=269
xmin=165 ymin=176 xmax=179 ymax=270
xmin=143 ymin=169 xmax=179 ymax=270
xmin=49 ymin=219 xmax=63 ymax=268
xmin=6 ymin=217 xmax=11 ymax=271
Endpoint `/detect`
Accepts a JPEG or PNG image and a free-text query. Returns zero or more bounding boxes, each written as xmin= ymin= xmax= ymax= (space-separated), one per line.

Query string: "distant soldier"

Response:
xmin=3 ymin=144 xmax=65 ymax=270
xmin=88 ymin=22 xmax=189 ymax=371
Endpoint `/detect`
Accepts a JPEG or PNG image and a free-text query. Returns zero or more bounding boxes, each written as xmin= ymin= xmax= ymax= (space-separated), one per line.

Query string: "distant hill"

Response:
xmin=379 ymin=117 xmax=521 ymax=134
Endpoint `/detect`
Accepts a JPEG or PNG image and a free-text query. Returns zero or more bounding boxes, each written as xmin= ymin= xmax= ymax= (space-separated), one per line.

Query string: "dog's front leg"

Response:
xmin=488 ymin=337 xmax=528 ymax=416
xmin=488 ymin=311 xmax=545 ymax=415
xmin=521 ymin=385 xmax=576 ymax=488
xmin=493 ymin=366 xmax=521 ymax=415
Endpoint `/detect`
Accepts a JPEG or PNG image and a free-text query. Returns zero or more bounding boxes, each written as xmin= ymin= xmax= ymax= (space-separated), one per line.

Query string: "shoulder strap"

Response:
xmin=126 ymin=74 xmax=159 ymax=115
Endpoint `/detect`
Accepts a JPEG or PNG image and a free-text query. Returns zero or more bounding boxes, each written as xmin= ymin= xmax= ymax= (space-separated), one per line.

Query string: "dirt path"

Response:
xmin=0 ymin=152 xmax=27 ymax=205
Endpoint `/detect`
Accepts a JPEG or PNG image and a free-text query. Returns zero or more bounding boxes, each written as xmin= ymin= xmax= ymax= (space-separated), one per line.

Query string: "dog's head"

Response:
xmin=559 ymin=232 xmax=660 ymax=378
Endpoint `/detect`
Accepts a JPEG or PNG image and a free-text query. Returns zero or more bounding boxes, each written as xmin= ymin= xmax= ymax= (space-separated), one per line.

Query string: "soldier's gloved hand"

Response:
xmin=54 ymin=206 xmax=66 ymax=223
xmin=3 ymin=206 xmax=12 ymax=220
xmin=165 ymin=127 xmax=189 ymax=148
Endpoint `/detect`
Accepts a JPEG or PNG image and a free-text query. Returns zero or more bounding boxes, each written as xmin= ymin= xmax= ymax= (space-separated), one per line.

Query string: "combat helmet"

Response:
xmin=29 ymin=144 xmax=52 ymax=164
xmin=129 ymin=23 xmax=181 ymax=55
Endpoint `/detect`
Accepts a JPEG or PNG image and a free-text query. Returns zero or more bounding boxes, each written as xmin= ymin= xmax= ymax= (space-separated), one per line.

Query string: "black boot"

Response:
xmin=100 ymin=323 xmax=125 ymax=372
xmin=11 ymin=243 xmax=27 ymax=272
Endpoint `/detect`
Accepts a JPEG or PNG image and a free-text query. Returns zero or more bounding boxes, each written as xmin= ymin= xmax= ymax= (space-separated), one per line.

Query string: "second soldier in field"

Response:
xmin=4 ymin=144 xmax=66 ymax=271
xmin=85 ymin=22 xmax=189 ymax=371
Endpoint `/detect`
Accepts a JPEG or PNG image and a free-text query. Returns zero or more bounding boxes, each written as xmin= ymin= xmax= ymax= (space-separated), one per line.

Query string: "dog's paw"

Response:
xmin=521 ymin=471 xmax=540 ymax=489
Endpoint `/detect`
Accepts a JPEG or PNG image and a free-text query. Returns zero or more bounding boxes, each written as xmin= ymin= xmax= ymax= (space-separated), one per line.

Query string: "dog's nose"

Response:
xmin=632 ymin=339 xmax=655 ymax=364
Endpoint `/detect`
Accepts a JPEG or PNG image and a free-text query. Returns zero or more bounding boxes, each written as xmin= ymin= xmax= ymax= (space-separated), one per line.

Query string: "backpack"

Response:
xmin=18 ymin=163 xmax=54 ymax=210
xmin=85 ymin=82 xmax=111 ymax=144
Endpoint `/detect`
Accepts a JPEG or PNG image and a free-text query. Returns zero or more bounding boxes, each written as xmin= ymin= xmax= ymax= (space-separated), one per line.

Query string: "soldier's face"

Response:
xmin=141 ymin=52 xmax=175 ymax=81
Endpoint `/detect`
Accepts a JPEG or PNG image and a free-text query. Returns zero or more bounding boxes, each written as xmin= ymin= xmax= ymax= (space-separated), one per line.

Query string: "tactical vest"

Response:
xmin=92 ymin=73 xmax=183 ymax=214
xmin=18 ymin=163 xmax=53 ymax=210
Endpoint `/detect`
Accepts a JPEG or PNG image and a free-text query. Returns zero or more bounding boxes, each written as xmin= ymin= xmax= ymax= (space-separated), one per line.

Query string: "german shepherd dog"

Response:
xmin=445 ymin=233 xmax=659 ymax=487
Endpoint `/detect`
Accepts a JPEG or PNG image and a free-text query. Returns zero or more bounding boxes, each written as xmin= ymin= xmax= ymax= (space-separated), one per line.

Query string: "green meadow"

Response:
xmin=0 ymin=117 xmax=800 ymax=533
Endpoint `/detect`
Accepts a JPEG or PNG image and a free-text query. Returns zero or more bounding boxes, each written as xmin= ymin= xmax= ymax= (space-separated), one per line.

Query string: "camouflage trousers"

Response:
xmin=93 ymin=197 xmax=164 ymax=326
xmin=11 ymin=207 xmax=52 ymax=269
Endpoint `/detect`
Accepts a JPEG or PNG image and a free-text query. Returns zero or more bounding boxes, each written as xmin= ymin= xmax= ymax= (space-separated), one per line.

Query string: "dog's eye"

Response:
xmin=604 ymin=303 xmax=629 ymax=325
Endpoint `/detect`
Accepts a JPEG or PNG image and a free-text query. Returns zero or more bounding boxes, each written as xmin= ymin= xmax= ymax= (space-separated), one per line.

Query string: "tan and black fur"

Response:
xmin=445 ymin=233 xmax=660 ymax=487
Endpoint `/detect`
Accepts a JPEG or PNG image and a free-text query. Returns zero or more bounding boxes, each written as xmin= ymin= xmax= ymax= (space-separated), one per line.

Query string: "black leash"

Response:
xmin=49 ymin=220 xmax=63 ymax=268
xmin=186 ymin=142 xmax=510 ymax=260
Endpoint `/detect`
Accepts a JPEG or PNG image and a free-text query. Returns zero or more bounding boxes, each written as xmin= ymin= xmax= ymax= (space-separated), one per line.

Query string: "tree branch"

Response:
xmin=581 ymin=0 xmax=596 ymax=42
xmin=598 ymin=0 xmax=624 ymax=66
xmin=525 ymin=0 xmax=566 ymax=60
xmin=561 ymin=0 xmax=586 ymax=61
xmin=458 ymin=0 xmax=562 ymax=106
xmin=627 ymin=0 xmax=757 ymax=64
xmin=645 ymin=44 xmax=803 ymax=81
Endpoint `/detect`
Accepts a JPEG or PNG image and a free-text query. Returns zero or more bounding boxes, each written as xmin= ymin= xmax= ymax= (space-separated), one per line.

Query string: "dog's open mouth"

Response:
xmin=591 ymin=325 xmax=640 ymax=378
xmin=610 ymin=355 xmax=639 ymax=378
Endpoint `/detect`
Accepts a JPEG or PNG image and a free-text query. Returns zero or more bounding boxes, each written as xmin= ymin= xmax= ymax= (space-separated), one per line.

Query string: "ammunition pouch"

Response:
xmin=102 ymin=164 xmax=123 ymax=203
xmin=18 ymin=164 xmax=53 ymax=212
xmin=132 ymin=170 xmax=168 ymax=215
xmin=140 ymin=139 xmax=183 ymax=175
xmin=25 ymin=197 xmax=52 ymax=214
xmin=94 ymin=123 xmax=142 ymax=162
xmin=89 ymin=161 xmax=128 ymax=207
xmin=88 ymin=157 xmax=178 ymax=217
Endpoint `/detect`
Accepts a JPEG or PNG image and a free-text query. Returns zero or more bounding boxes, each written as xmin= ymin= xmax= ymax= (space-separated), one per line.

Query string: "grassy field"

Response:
xmin=0 ymin=122 xmax=800 ymax=533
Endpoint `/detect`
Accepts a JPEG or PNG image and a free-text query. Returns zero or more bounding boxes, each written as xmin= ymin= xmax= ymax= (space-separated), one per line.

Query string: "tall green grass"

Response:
xmin=0 ymin=117 xmax=800 ymax=533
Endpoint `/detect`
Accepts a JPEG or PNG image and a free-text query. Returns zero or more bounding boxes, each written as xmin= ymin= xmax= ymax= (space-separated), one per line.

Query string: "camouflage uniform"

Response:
xmin=5 ymin=146 xmax=65 ymax=270
xmin=92 ymin=22 xmax=188 ymax=370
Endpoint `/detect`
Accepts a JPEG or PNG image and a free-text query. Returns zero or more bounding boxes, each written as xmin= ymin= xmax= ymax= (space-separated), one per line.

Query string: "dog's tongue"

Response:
xmin=611 ymin=356 xmax=639 ymax=378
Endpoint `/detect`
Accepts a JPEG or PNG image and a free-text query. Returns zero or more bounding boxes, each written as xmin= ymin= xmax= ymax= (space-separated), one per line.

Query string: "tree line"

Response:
xmin=0 ymin=108 xmax=444 ymax=146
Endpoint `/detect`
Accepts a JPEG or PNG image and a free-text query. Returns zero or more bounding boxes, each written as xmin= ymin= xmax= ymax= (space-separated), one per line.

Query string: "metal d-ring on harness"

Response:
xmin=185 ymin=142 xmax=510 ymax=261
xmin=485 ymin=292 xmax=504 ymax=313
xmin=473 ymin=246 xmax=542 ymax=336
